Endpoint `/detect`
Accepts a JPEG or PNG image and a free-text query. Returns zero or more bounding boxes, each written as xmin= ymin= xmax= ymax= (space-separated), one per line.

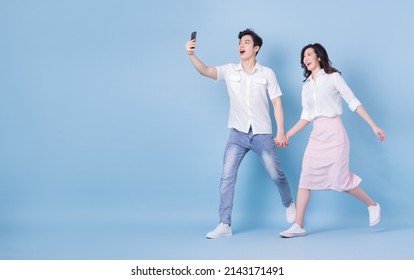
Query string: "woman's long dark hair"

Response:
xmin=301 ymin=43 xmax=340 ymax=81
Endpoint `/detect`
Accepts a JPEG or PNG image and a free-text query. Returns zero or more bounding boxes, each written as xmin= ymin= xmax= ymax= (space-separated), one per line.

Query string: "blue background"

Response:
xmin=0 ymin=0 xmax=413 ymax=259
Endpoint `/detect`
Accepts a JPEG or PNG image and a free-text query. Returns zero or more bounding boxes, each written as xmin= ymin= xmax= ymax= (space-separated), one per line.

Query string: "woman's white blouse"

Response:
xmin=300 ymin=69 xmax=361 ymax=121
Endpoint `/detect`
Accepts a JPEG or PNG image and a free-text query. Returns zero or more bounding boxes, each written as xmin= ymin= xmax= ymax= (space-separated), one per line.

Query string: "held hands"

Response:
xmin=274 ymin=133 xmax=289 ymax=148
xmin=185 ymin=39 xmax=196 ymax=55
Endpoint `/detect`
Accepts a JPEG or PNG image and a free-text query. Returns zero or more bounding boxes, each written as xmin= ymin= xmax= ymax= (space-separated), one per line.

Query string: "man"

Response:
xmin=185 ymin=29 xmax=295 ymax=239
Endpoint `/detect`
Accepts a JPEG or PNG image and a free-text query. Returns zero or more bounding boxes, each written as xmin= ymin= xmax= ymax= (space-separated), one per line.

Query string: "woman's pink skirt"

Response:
xmin=298 ymin=116 xmax=361 ymax=192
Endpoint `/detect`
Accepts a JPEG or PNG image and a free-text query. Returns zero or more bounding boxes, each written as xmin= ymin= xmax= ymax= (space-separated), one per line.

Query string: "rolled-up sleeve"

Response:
xmin=347 ymin=97 xmax=362 ymax=112
xmin=300 ymin=109 xmax=310 ymax=121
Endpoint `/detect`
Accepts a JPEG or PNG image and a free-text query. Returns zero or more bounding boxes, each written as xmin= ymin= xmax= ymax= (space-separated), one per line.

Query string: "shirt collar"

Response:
xmin=236 ymin=61 xmax=263 ymax=73
xmin=306 ymin=68 xmax=326 ymax=82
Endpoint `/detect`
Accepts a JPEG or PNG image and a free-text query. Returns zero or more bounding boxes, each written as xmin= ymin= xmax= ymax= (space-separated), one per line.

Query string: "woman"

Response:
xmin=280 ymin=43 xmax=386 ymax=238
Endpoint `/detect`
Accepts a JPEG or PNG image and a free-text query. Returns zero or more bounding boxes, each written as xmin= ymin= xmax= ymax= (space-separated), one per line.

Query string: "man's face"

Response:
xmin=239 ymin=35 xmax=259 ymax=59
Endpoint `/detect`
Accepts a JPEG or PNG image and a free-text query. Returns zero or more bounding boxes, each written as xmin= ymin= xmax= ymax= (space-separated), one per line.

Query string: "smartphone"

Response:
xmin=190 ymin=31 xmax=197 ymax=49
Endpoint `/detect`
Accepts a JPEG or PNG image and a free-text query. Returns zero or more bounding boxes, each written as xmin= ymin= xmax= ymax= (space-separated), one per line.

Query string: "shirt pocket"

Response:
xmin=254 ymin=78 xmax=267 ymax=95
xmin=228 ymin=75 xmax=241 ymax=93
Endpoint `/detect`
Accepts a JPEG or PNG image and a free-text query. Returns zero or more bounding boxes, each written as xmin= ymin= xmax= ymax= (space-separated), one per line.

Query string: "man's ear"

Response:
xmin=254 ymin=46 xmax=260 ymax=53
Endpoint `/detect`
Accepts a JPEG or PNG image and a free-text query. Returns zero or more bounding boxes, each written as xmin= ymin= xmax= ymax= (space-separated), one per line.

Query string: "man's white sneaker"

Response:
xmin=279 ymin=223 xmax=306 ymax=238
xmin=206 ymin=223 xmax=232 ymax=239
xmin=286 ymin=202 xmax=296 ymax=223
xmin=368 ymin=202 xmax=381 ymax=227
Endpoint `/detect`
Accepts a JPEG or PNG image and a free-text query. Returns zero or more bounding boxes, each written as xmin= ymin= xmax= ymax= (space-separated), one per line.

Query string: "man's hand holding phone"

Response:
xmin=186 ymin=31 xmax=197 ymax=55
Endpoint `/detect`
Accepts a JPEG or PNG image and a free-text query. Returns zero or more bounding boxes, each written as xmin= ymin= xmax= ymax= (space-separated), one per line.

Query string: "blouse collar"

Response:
xmin=306 ymin=68 xmax=326 ymax=82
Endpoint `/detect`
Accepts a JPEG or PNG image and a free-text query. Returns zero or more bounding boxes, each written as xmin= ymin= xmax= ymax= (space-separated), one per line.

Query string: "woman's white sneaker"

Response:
xmin=206 ymin=223 xmax=232 ymax=239
xmin=279 ymin=223 xmax=306 ymax=238
xmin=368 ymin=203 xmax=381 ymax=227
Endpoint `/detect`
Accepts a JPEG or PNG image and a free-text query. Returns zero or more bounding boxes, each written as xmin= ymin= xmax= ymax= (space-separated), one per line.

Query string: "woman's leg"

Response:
xmin=279 ymin=188 xmax=310 ymax=237
xmin=345 ymin=186 xmax=376 ymax=206
xmin=296 ymin=188 xmax=311 ymax=228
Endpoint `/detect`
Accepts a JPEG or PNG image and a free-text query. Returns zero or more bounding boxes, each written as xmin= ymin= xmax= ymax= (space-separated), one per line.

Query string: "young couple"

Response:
xmin=184 ymin=29 xmax=386 ymax=239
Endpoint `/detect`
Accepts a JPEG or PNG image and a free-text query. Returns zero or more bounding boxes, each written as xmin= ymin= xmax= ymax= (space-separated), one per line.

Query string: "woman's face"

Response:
xmin=303 ymin=47 xmax=321 ymax=73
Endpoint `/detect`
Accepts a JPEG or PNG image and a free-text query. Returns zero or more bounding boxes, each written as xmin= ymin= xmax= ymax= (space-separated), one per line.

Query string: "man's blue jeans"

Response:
xmin=219 ymin=128 xmax=293 ymax=224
